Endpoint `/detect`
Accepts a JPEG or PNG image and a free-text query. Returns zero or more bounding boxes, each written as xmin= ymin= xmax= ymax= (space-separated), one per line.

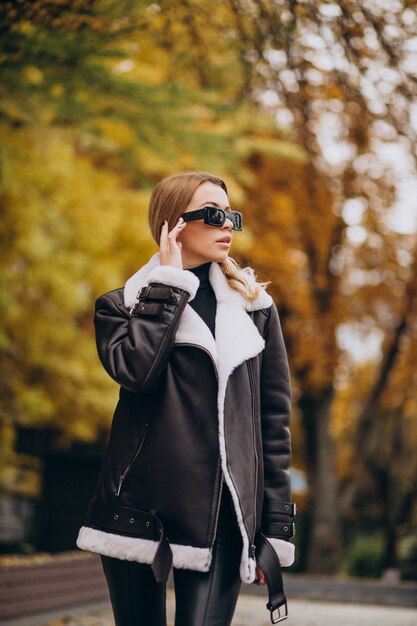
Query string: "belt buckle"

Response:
xmin=129 ymin=287 xmax=144 ymax=315
xmin=268 ymin=600 xmax=288 ymax=623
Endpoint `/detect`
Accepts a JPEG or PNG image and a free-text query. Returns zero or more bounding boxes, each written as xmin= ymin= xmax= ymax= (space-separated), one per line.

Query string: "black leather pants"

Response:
xmin=101 ymin=487 xmax=243 ymax=626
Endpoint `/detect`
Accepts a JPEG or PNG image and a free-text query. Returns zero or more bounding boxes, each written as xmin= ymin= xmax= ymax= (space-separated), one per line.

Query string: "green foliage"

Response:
xmin=0 ymin=0 xmax=247 ymax=181
xmin=342 ymin=534 xmax=384 ymax=579
xmin=399 ymin=534 xmax=417 ymax=581
xmin=343 ymin=532 xmax=417 ymax=581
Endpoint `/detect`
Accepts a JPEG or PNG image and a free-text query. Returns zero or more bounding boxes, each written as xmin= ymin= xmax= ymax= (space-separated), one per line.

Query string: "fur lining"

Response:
xmin=124 ymin=253 xmax=160 ymax=308
xmin=77 ymin=526 xmax=212 ymax=572
xmin=145 ymin=265 xmax=199 ymax=301
xmin=175 ymin=305 xmax=219 ymax=362
xmin=265 ymin=537 xmax=295 ymax=567
xmin=124 ymin=259 xmax=199 ymax=306
xmin=246 ymin=290 xmax=272 ymax=310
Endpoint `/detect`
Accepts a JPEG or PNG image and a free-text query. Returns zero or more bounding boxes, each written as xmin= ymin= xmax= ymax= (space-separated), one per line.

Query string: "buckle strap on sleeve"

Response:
xmin=264 ymin=522 xmax=295 ymax=538
xmin=130 ymin=284 xmax=184 ymax=316
xmin=140 ymin=284 xmax=183 ymax=304
xmin=276 ymin=501 xmax=296 ymax=517
xmin=263 ymin=501 xmax=297 ymax=517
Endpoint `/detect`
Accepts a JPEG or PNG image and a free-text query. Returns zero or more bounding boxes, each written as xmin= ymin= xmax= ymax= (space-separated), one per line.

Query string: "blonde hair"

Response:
xmin=148 ymin=171 xmax=269 ymax=302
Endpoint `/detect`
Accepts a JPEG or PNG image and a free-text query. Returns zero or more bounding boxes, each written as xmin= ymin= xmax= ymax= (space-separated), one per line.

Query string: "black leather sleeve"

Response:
xmin=260 ymin=302 xmax=295 ymax=538
xmin=94 ymin=283 xmax=189 ymax=393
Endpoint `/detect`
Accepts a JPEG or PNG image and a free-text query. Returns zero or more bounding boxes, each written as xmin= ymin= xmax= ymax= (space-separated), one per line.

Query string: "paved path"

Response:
xmin=34 ymin=591 xmax=417 ymax=626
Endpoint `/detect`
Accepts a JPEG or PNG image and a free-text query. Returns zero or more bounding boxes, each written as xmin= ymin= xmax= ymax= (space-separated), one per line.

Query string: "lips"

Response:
xmin=216 ymin=236 xmax=232 ymax=244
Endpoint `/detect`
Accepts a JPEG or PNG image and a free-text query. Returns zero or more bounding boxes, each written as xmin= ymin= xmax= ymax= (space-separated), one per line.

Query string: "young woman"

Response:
xmin=77 ymin=171 xmax=295 ymax=626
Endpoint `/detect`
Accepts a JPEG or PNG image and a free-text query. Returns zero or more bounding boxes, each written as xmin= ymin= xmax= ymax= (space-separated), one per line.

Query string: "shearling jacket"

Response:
xmin=77 ymin=253 xmax=295 ymax=583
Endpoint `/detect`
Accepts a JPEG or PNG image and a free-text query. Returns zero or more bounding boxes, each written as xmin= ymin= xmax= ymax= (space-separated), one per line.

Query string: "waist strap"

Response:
xmin=88 ymin=499 xmax=173 ymax=584
xmin=255 ymin=531 xmax=288 ymax=623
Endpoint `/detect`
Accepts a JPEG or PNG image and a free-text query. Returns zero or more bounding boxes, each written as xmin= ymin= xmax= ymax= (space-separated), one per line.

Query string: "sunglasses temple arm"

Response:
xmin=181 ymin=210 xmax=206 ymax=223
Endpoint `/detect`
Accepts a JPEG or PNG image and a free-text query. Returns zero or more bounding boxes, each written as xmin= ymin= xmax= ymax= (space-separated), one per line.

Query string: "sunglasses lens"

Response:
xmin=230 ymin=212 xmax=243 ymax=231
xmin=207 ymin=207 xmax=225 ymax=226
xmin=204 ymin=207 xmax=243 ymax=230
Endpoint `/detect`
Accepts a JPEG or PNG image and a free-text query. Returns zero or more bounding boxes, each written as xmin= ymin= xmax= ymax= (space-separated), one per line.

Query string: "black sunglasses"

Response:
xmin=180 ymin=206 xmax=243 ymax=231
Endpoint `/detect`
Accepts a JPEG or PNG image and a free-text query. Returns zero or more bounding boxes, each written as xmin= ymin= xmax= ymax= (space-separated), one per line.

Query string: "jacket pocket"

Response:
xmin=115 ymin=423 xmax=149 ymax=497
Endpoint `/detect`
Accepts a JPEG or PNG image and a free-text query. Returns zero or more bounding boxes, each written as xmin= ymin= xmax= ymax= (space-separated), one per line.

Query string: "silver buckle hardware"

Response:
xmin=267 ymin=601 xmax=288 ymax=624
xmin=129 ymin=287 xmax=143 ymax=316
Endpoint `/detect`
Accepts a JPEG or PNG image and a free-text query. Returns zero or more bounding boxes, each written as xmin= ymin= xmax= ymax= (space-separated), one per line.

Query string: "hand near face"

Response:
xmin=159 ymin=218 xmax=187 ymax=268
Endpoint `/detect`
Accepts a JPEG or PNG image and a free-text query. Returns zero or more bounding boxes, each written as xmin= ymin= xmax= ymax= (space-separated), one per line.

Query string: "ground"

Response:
xmin=39 ymin=591 xmax=417 ymax=626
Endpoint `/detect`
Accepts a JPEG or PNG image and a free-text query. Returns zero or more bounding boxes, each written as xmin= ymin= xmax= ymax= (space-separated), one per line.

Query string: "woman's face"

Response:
xmin=177 ymin=182 xmax=234 ymax=269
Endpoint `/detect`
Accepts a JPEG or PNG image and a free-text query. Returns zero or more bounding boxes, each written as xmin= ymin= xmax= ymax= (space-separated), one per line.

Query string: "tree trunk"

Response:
xmin=300 ymin=388 xmax=342 ymax=574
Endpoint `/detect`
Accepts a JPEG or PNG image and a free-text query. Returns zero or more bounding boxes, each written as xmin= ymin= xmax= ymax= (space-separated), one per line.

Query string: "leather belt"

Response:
xmin=255 ymin=531 xmax=288 ymax=623
xmin=88 ymin=499 xmax=173 ymax=584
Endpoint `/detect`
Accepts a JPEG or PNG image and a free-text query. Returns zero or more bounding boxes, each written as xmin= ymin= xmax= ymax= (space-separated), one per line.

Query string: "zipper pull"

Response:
xmin=250 ymin=544 xmax=256 ymax=558
xmin=115 ymin=475 xmax=125 ymax=497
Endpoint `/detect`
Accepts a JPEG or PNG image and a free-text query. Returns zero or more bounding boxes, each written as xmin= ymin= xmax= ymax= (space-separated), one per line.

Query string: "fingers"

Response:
xmin=159 ymin=220 xmax=168 ymax=247
xmin=160 ymin=218 xmax=186 ymax=243
xmin=254 ymin=565 xmax=266 ymax=586
xmin=161 ymin=218 xmax=186 ymax=253
xmin=159 ymin=218 xmax=186 ymax=268
xmin=167 ymin=217 xmax=186 ymax=240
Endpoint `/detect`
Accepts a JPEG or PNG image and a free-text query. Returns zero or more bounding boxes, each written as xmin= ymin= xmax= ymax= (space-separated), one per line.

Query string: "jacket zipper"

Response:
xmin=176 ymin=342 xmax=224 ymax=546
xmin=115 ymin=423 xmax=149 ymax=497
xmin=211 ymin=472 xmax=224 ymax=546
xmin=247 ymin=359 xmax=258 ymax=555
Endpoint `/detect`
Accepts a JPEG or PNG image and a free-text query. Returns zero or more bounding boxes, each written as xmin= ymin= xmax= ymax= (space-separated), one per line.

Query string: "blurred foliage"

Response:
xmin=399 ymin=533 xmax=417 ymax=581
xmin=1 ymin=0 xmax=417 ymax=573
xmin=229 ymin=0 xmax=417 ymax=573
xmin=343 ymin=531 xmax=417 ymax=581
xmin=0 ymin=0 xmax=298 ymax=446
xmin=342 ymin=533 xmax=384 ymax=578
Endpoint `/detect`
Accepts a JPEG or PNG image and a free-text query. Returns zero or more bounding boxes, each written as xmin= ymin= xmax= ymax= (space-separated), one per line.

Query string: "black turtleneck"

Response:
xmin=188 ymin=262 xmax=216 ymax=337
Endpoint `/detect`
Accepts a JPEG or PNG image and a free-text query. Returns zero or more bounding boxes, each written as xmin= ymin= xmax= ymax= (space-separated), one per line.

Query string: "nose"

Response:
xmin=222 ymin=216 xmax=233 ymax=230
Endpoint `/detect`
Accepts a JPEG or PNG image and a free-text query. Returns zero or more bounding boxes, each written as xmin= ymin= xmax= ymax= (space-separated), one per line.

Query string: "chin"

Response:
xmin=212 ymin=251 xmax=229 ymax=264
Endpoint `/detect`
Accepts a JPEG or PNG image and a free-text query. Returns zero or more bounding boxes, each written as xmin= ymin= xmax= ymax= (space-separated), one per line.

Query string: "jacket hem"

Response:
xmin=76 ymin=526 xmax=212 ymax=572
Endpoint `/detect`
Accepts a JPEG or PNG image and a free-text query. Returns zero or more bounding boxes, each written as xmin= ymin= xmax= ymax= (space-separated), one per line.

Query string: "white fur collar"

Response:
xmin=124 ymin=253 xmax=272 ymax=370
xmin=124 ymin=253 xmax=272 ymax=312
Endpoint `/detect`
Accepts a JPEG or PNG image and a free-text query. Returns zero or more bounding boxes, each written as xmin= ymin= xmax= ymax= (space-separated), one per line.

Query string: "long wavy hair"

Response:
xmin=148 ymin=171 xmax=268 ymax=302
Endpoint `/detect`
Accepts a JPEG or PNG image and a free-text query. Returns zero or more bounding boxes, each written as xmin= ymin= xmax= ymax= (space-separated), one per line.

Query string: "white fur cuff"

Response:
xmin=77 ymin=526 xmax=212 ymax=572
xmin=146 ymin=265 xmax=199 ymax=301
xmin=265 ymin=537 xmax=295 ymax=567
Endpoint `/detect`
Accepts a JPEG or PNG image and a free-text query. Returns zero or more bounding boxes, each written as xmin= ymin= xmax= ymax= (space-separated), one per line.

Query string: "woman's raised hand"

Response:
xmin=159 ymin=218 xmax=187 ymax=268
